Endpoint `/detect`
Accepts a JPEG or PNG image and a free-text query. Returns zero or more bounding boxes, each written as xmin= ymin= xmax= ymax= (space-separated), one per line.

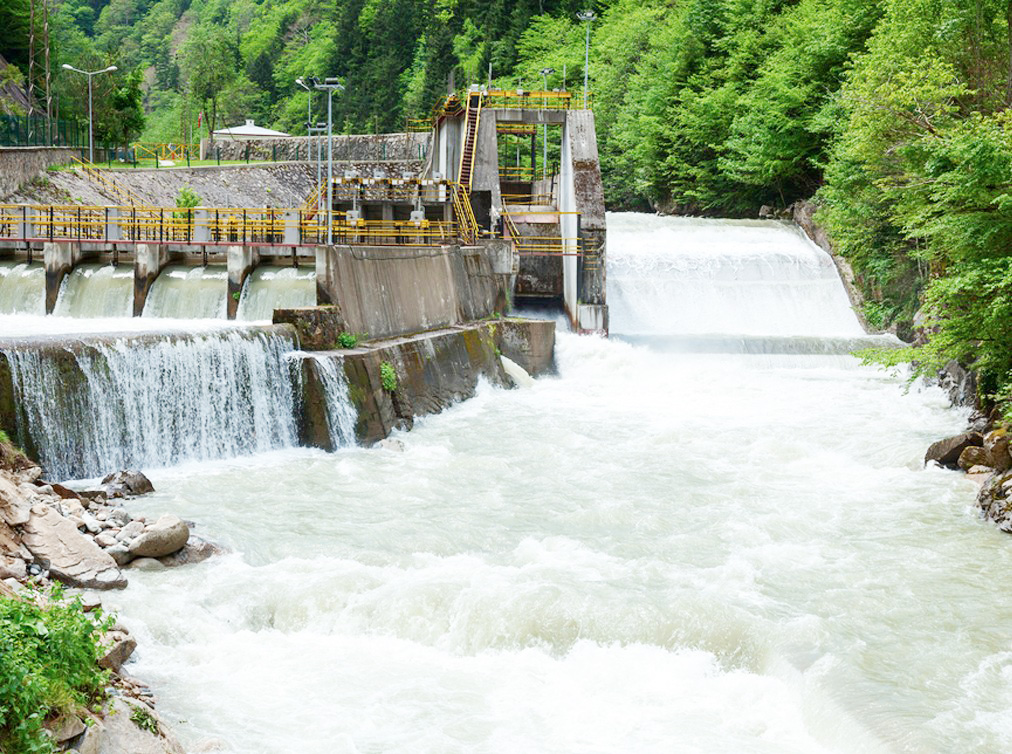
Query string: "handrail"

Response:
xmin=484 ymin=89 xmax=591 ymax=111
xmin=0 ymin=203 xmax=465 ymax=248
xmin=70 ymin=156 xmax=146 ymax=206
xmin=457 ymin=91 xmax=483 ymax=191
xmin=450 ymin=184 xmax=479 ymax=244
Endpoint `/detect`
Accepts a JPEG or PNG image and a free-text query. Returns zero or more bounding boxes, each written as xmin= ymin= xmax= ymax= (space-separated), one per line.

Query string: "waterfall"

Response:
xmin=308 ymin=355 xmax=358 ymax=449
xmin=606 ymin=214 xmax=884 ymax=352
xmin=237 ymin=265 xmax=316 ymax=321
xmin=1 ymin=329 xmax=301 ymax=480
xmin=143 ymin=265 xmax=227 ymax=319
xmin=0 ymin=261 xmax=45 ymax=315
xmin=53 ymin=263 xmax=134 ymax=318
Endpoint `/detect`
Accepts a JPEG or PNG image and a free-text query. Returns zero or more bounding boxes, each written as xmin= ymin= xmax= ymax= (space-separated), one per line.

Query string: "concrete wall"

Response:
xmin=301 ymin=323 xmax=507 ymax=448
xmin=315 ymin=240 xmax=515 ymax=340
xmin=206 ymin=133 xmax=430 ymax=166
xmin=0 ymin=147 xmax=76 ymax=200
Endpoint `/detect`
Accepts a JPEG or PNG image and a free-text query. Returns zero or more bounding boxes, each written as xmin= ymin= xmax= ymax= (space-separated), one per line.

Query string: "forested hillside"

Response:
xmin=4 ymin=0 xmax=1012 ymax=407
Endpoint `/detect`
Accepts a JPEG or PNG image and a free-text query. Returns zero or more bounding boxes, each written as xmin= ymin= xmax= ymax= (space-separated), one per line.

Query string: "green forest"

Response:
xmin=3 ymin=0 xmax=1012 ymax=407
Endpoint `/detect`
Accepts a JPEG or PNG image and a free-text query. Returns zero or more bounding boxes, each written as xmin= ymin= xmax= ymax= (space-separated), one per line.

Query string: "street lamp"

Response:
xmin=576 ymin=10 xmax=596 ymax=109
xmin=61 ymin=63 xmax=117 ymax=163
xmin=314 ymin=78 xmax=344 ymax=245
xmin=540 ymin=68 xmax=555 ymax=179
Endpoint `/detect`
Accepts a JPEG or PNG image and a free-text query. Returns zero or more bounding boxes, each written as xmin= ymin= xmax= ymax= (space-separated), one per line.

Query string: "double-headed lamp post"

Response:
xmin=540 ymin=67 xmax=554 ymax=179
xmin=314 ymin=78 xmax=344 ymax=245
xmin=61 ymin=63 xmax=117 ymax=163
xmin=576 ymin=10 xmax=596 ymax=109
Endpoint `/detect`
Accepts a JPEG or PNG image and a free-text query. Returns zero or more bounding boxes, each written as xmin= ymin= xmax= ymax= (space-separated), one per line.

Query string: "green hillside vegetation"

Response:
xmin=3 ymin=0 xmax=1012 ymax=409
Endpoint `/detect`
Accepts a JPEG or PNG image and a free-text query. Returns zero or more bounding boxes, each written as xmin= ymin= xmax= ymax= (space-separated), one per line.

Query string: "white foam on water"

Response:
xmin=93 ymin=215 xmax=1009 ymax=753
xmin=236 ymin=265 xmax=316 ymax=322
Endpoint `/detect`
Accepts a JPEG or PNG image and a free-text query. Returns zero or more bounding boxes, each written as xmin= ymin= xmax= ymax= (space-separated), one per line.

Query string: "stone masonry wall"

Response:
xmin=0 ymin=147 xmax=76 ymax=199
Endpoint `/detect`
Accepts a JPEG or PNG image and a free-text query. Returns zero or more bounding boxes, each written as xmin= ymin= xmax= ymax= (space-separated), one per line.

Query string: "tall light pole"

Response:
xmin=61 ymin=63 xmax=117 ymax=163
xmin=540 ymin=67 xmax=554 ymax=180
xmin=577 ymin=10 xmax=596 ymax=110
xmin=314 ymin=78 xmax=344 ymax=245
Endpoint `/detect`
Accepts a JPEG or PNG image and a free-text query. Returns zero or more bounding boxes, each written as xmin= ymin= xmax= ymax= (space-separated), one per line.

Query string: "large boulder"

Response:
xmin=128 ymin=515 xmax=189 ymax=558
xmin=98 ymin=630 xmax=137 ymax=672
xmin=958 ymin=445 xmax=991 ymax=471
xmin=0 ymin=475 xmax=32 ymax=526
xmin=101 ymin=470 xmax=155 ymax=497
xmin=984 ymin=428 xmax=1012 ymax=472
xmin=21 ymin=505 xmax=127 ymax=589
xmin=925 ymin=431 xmax=983 ymax=468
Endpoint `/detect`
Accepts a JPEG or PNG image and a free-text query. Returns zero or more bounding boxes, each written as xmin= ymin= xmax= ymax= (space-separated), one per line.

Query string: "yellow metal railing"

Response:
xmin=70 ymin=156 xmax=146 ymax=206
xmin=499 ymin=166 xmax=536 ymax=181
xmin=451 ymin=184 xmax=479 ymax=244
xmin=132 ymin=142 xmax=198 ymax=161
xmin=405 ymin=117 xmax=433 ymax=132
xmin=484 ymin=89 xmax=591 ymax=111
xmin=502 ymin=192 xmax=555 ymax=205
xmin=0 ymin=203 xmax=462 ymax=248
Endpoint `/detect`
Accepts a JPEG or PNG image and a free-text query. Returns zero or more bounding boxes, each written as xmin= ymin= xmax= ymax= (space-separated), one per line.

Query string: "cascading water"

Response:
xmin=143 ymin=265 xmax=227 ymax=319
xmin=53 ymin=263 xmax=134 ymax=318
xmin=306 ymin=354 xmax=358 ymax=449
xmin=236 ymin=265 xmax=316 ymax=321
xmin=0 ymin=260 xmax=45 ymax=315
xmin=1 ymin=329 xmax=301 ymax=479
xmin=97 ymin=213 xmax=1010 ymax=753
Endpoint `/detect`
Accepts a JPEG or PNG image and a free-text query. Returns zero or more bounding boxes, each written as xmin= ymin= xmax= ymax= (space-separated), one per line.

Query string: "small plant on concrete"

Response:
xmin=231 ymin=290 xmax=241 ymax=301
xmin=380 ymin=361 xmax=398 ymax=392
xmin=129 ymin=704 xmax=159 ymax=735
xmin=336 ymin=332 xmax=359 ymax=348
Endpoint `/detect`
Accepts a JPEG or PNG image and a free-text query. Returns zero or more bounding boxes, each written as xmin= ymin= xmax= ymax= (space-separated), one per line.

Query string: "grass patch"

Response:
xmin=379 ymin=361 xmax=398 ymax=392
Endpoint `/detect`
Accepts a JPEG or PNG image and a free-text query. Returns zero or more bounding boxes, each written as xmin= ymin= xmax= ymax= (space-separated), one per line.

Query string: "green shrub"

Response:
xmin=174 ymin=186 xmax=201 ymax=210
xmin=0 ymin=586 xmax=113 ymax=754
xmin=379 ymin=361 xmax=398 ymax=392
xmin=336 ymin=332 xmax=359 ymax=349
xmin=129 ymin=704 xmax=159 ymax=735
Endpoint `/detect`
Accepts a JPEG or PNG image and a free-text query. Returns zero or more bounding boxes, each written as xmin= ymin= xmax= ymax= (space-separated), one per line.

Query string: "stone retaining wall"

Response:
xmin=204 ymin=132 xmax=430 ymax=165
xmin=0 ymin=147 xmax=76 ymax=199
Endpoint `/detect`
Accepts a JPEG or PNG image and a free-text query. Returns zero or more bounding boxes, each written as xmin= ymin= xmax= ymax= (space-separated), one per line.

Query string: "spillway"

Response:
xmin=143 ymin=265 xmax=227 ymax=319
xmin=53 ymin=263 xmax=134 ymax=318
xmin=0 ymin=260 xmax=45 ymax=315
xmin=237 ymin=265 xmax=316 ymax=321
xmin=0 ymin=328 xmax=302 ymax=479
xmin=86 ymin=214 xmax=1008 ymax=753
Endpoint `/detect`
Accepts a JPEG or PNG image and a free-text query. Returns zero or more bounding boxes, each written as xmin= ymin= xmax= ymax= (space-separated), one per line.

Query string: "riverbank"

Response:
xmin=0 ymin=439 xmax=199 ymax=753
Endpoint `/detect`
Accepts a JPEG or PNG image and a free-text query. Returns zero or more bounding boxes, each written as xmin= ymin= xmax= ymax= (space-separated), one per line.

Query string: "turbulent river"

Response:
xmin=29 ymin=213 xmax=1009 ymax=752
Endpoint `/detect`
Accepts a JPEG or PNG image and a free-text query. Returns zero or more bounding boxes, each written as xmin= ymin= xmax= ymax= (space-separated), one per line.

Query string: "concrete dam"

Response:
xmin=0 ymin=87 xmax=595 ymax=479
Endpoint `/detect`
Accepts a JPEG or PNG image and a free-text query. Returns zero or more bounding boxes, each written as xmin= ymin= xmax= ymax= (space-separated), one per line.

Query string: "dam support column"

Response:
xmin=560 ymin=111 xmax=608 ymax=335
xmin=43 ymin=241 xmax=83 ymax=314
xmin=134 ymin=243 xmax=168 ymax=316
xmin=227 ymin=245 xmax=259 ymax=319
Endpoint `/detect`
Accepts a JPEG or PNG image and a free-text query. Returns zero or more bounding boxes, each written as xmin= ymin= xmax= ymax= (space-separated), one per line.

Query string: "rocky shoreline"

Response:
xmin=0 ymin=442 xmax=218 ymax=753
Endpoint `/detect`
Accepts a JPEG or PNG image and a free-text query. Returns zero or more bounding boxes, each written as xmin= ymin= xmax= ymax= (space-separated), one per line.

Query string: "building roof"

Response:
xmin=212 ymin=119 xmax=291 ymax=139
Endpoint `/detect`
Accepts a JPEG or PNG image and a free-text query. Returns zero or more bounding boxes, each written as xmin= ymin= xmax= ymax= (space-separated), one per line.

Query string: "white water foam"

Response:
xmin=237 ymin=265 xmax=316 ymax=322
xmin=93 ymin=214 xmax=1008 ymax=753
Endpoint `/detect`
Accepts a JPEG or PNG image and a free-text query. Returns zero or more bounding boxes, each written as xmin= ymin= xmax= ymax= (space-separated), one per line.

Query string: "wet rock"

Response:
xmin=937 ymin=360 xmax=978 ymax=407
xmin=48 ymin=482 xmax=83 ymax=501
xmin=21 ymin=505 xmax=127 ymax=589
xmin=101 ymin=470 xmax=155 ymax=497
xmin=99 ymin=631 xmax=137 ymax=672
xmin=79 ymin=488 xmax=109 ymax=503
xmin=106 ymin=545 xmax=133 ymax=566
xmin=81 ymin=593 xmax=102 ymax=612
xmin=116 ymin=520 xmax=145 ymax=543
xmin=128 ymin=515 xmax=189 ymax=558
xmin=377 ymin=438 xmax=406 ymax=452
xmin=984 ymin=428 xmax=1012 ymax=472
xmin=958 ymin=445 xmax=991 ymax=471
xmin=158 ymin=536 xmax=223 ymax=567
xmin=81 ymin=697 xmax=184 ymax=754
xmin=925 ymin=431 xmax=984 ymax=469
xmin=107 ymin=508 xmax=132 ymax=528
xmin=128 ymin=557 xmax=164 ymax=571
